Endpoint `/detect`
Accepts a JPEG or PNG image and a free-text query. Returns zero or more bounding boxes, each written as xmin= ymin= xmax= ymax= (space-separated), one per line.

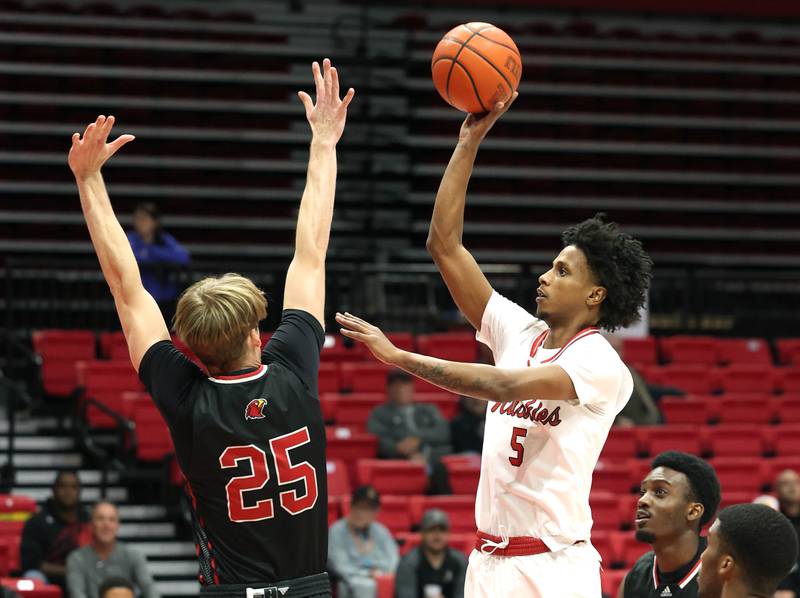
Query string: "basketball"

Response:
xmin=431 ymin=22 xmax=522 ymax=114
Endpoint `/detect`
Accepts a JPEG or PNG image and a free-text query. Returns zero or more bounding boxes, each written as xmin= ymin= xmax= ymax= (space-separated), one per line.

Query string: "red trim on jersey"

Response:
xmin=527 ymin=327 xmax=600 ymax=366
xmin=210 ymin=364 xmax=266 ymax=381
xmin=186 ymin=482 xmax=220 ymax=585
xmin=652 ymin=556 xmax=702 ymax=589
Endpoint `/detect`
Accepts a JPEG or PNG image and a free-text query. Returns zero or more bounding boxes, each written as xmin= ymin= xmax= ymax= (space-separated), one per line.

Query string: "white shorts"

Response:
xmin=464 ymin=541 xmax=602 ymax=598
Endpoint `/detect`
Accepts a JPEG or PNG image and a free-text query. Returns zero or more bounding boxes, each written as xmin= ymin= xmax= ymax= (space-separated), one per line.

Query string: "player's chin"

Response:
xmin=634 ymin=527 xmax=656 ymax=544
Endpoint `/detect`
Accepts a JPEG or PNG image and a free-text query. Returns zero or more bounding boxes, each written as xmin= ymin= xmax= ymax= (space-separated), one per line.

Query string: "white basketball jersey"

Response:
xmin=475 ymin=291 xmax=633 ymax=551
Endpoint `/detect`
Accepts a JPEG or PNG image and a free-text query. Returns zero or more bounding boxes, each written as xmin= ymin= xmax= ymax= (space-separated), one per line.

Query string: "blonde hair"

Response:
xmin=173 ymin=273 xmax=267 ymax=369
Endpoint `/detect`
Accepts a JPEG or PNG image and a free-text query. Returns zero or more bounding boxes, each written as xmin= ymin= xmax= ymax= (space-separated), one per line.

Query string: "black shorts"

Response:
xmin=199 ymin=573 xmax=331 ymax=598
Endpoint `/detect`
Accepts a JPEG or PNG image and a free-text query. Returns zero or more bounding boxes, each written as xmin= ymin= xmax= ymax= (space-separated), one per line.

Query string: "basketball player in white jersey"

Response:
xmin=336 ymin=94 xmax=653 ymax=597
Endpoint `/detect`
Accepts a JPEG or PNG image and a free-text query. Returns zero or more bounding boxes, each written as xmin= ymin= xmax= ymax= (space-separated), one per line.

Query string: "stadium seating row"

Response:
xmin=640 ymin=363 xmax=800 ymax=394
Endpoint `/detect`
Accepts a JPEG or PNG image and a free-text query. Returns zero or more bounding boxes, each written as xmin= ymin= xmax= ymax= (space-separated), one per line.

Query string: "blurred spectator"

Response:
xmin=328 ymin=486 xmax=399 ymax=598
xmin=449 ymin=397 xmax=485 ymax=454
xmin=67 ymin=502 xmax=159 ymax=598
xmin=395 ymin=510 xmax=467 ymax=598
xmin=20 ymin=470 xmax=89 ymax=588
xmin=752 ymin=494 xmax=780 ymax=510
xmin=127 ymin=202 xmax=190 ymax=323
xmin=98 ymin=577 xmax=135 ymax=598
xmin=367 ymin=370 xmax=451 ymax=462
xmin=776 ymin=469 xmax=800 ymax=597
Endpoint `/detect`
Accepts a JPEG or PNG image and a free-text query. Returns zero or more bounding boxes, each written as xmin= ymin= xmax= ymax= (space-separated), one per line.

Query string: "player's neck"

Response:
xmin=653 ymin=530 xmax=699 ymax=573
xmin=543 ymin=318 xmax=598 ymax=349
xmin=207 ymin=357 xmax=261 ymax=376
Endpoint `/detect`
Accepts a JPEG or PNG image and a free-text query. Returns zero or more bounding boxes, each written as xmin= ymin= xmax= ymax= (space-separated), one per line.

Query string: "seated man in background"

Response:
xmin=368 ymin=370 xmax=451 ymax=462
xmin=98 ymin=577 xmax=136 ymax=598
xmin=395 ymin=510 xmax=467 ymax=598
xmin=367 ymin=370 xmax=451 ymax=492
xmin=20 ymin=470 xmax=89 ymax=588
xmin=328 ymin=486 xmax=399 ymax=598
xmin=67 ymin=501 xmax=158 ymax=598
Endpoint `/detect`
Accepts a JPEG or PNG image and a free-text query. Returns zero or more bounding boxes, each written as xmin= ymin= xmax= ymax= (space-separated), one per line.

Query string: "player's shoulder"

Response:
xmin=565 ymin=331 xmax=625 ymax=364
xmin=627 ymin=549 xmax=656 ymax=580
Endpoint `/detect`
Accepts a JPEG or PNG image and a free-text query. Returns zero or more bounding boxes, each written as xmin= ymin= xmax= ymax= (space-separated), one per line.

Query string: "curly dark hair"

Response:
xmin=561 ymin=213 xmax=652 ymax=332
xmin=652 ymin=451 xmax=721 ymax=528
xmin=718 ymin=503 xmax=799 ymax=592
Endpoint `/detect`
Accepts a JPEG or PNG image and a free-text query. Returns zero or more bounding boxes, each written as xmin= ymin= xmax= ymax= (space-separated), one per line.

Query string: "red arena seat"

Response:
xmin=357 ymin=460 xmax=428 ymax=496
xmin=409 ymin=495 xmax=476 ymax=533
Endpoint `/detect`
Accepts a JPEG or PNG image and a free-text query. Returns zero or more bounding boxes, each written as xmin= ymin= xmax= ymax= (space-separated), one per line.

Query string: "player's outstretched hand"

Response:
xmin=68 ymin=115 xmax=135 ymax=181
xmin=458 ymin=90 xmax=518 ymax=147
xmin=336 ymin=312 xmax=400 ymax=365
xmin=298 ymin=58 xmax=355 ymax=147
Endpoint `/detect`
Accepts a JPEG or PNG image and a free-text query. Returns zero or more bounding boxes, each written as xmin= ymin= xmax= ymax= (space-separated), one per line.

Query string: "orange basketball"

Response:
xmin=431 ymin=22 xmax=522 ymax=114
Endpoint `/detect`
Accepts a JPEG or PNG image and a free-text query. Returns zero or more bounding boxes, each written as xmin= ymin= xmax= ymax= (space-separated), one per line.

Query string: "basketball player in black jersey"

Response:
xmin=68 ymin=58 xmax=354 ymax=597
xmin=697 ymin=503 xmax=799 ymax=598
xmin=619 ymin=452 xmax=721 ymax=598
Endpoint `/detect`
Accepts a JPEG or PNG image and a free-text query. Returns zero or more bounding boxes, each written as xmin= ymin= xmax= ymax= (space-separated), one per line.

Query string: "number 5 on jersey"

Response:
xmin=219 ymin=426 xmax=319 ymax=523
xmin=509 ymin=426 xmax=527 ymax=467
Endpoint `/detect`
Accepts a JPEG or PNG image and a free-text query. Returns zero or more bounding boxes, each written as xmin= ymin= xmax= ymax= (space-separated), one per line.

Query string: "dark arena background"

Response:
xmin=1 ymin=0 xmax=800 ymax=596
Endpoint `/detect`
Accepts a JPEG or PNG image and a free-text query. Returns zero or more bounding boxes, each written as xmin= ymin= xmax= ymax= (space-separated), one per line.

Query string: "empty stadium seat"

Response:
xmin=717 ymin=491 xmax=758 ymax=510
xmin=590 ymin=492 xmax=625 ymax=531
xmin=32 ymin=330 xmax=95 ymax=396
xmin=776 ymin=339 xmax=800 ymax=365
xmin=375 ymin=573 xmax=394 ymax=598
xmin=318 ymin=363 xmax=341 ymax=394
xmin=417 ymin=333 xmax=478 ymax=363
xmin=773 ymin=424 xmax=800 ymax=457
xmin=592 ymin=463 xmax=633 ymax=494
xmin=660 ymin=396 xmax=714 ymax=425
xmin=716 ymin=338 xmax=773 ymax=365
xmin=132 ymin=406 xmax=173 ymax=462
xmin=409 ymin=495 xmax=475 ymax=533
xmin=717 ymin=396 xmax=773 ymax=425
xmin=708 ymin=424 xmax=765 ymax=457
xmin=653 ymin=366 xmax=720 ymax=394
xmin=327 ymin=459 xmax=351 ymax=499
xmin=718 ymin=365 xmax=777 ymax=394
xmin=775 ymin=397 xmax=800 ymax=423
xmin=98 ymin=331 xmax=129 ymax=360
xmin=638 ymin=426 xmax=703 ymax=457
xmin=711 ymin=458 xmax=765 ymax=494
xmin=779 ymin=369 xmax=800 ymax=393
xmin=331 ymin=394 xmax=383 ymax=429
xmin=600 ymin=428 xmax=639 ymax=460
xmin=660 ymin=336 xmax=717 ymax=365
xmin=442 ymin=461 xmax=481 ymax=495
xmin=395 ymin=532 xmax=422 ymax=556
xmin=340 ymin=363 xmax=390 ymax=393
xmin=357 ymin=460 xmax=428 ymax=496
xmin=622 ymin=337 xmax=658 ymax=368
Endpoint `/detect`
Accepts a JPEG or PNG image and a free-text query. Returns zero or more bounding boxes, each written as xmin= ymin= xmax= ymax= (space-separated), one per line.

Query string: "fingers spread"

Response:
xmin=323 ymin=58 xmax=332 ymax=98
xmin=340 ymin=87 xmax=355 ymax=111
xmin=330 ymin=66 xmax=340 ymax=100
xmin=108 ymin=134 xmax=135 ymax=155
xmin=71 ymin=132 xmax=80 ymax=145
xmin=312 ymin=61 xmax=323 ymax=102
xmin=297 ymin=90 xmax=313 ymax=114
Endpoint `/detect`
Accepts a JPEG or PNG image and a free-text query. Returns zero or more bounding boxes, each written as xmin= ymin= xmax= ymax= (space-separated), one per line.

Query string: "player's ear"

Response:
xmin=687 ymin=501 xmax=704 ymax=525
xmin=587 ymin=285 xmax=607 ymax=307
xmin=249 ymin=328 xmax=261 ymax=349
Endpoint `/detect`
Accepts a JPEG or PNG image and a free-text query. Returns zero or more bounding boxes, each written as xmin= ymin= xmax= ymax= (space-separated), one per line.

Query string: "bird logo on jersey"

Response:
xmin=245 ymin=398 xmax=268 ymax=420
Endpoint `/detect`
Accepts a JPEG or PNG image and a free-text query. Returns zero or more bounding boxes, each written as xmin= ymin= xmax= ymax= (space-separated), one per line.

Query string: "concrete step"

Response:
xmin=16 ymin=470 xmax=120 ymax=485
xmin=0 ymin=437 xmax=75 ymax=450
xmin=118 ymin=522 xmax=176 ymax=539
xmin=118 ymin=504 xmax=168 ymax=521
xmin=13 ymin=486 xmax=127 ymax=503
xmin=149 ymin=561 xmax=198 ymax=577
xmin=129 ymin=542 xmax=196 ymax=558
xmin=155 ymin=581 xmax=201 ymax=597
xmin=1 ymin=453 xmax=82 ymax=468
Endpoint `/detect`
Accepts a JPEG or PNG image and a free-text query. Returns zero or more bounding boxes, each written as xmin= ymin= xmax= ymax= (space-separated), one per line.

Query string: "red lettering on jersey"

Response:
xmin=491 ymin=400 xmax=563 ymax=427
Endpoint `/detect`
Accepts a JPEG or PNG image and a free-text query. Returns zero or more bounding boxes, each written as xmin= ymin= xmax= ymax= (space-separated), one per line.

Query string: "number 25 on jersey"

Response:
xmin=219 ymin=426 xmax=319 ymax=523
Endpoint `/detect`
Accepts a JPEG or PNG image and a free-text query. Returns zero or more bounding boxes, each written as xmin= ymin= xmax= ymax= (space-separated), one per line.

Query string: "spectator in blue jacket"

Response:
xmin=127 ymin=202 xmax=189 ymax=322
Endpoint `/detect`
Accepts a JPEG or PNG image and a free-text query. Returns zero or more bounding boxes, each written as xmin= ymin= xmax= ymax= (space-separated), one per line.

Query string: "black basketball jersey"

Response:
xmin=139 ymin=310 xmax=328 ymax=585
xmin=622 ymin=538 xmax=705 ymax=598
